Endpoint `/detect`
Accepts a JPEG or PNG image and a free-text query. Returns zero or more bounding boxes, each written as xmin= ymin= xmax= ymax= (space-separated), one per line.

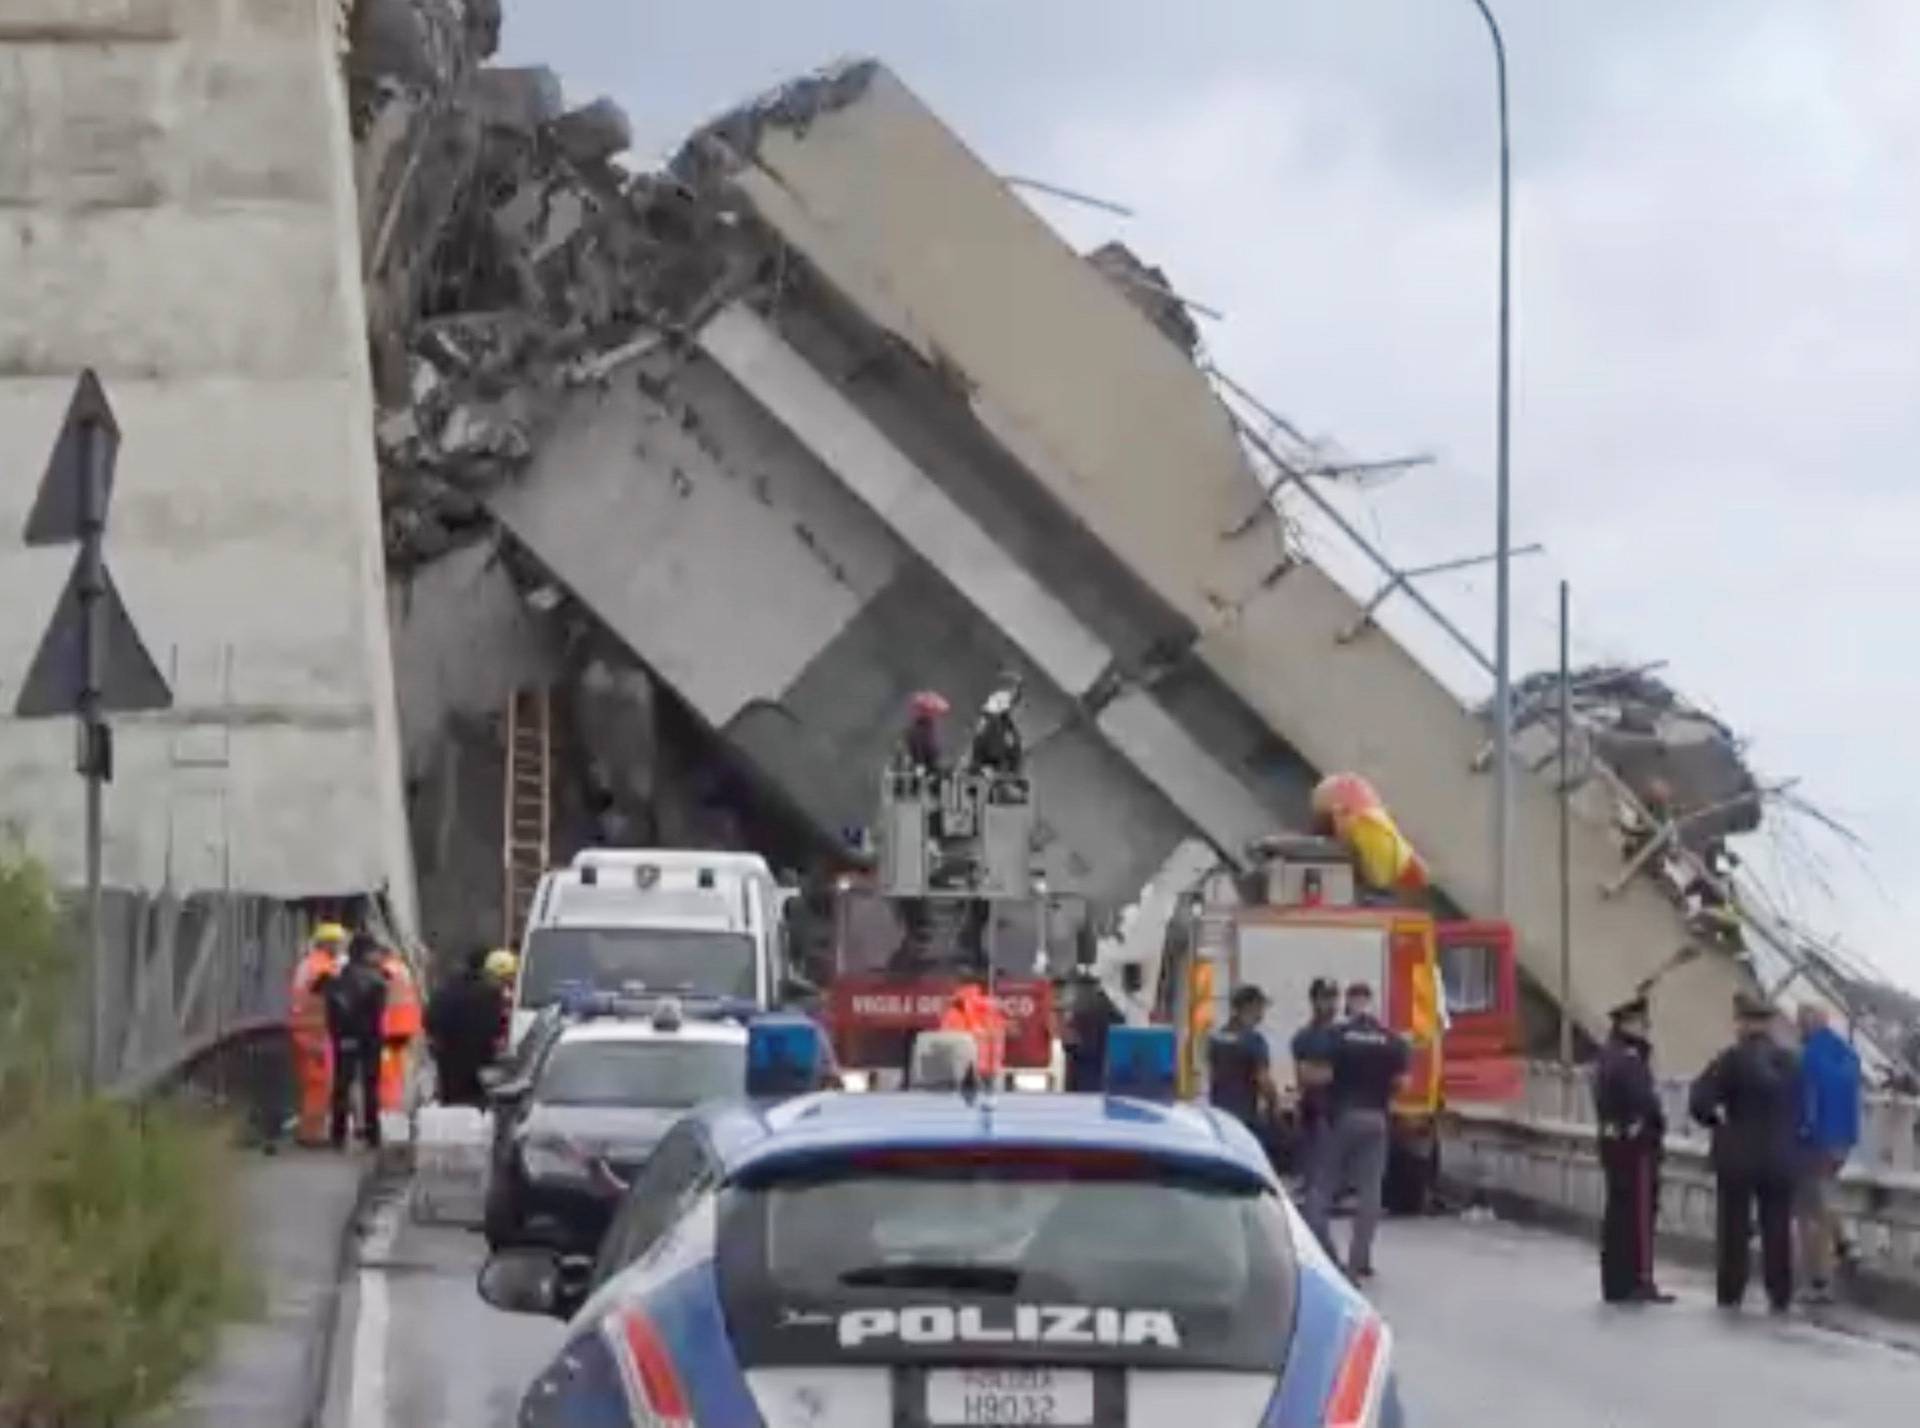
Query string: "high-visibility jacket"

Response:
xmin=379 ymin=952 xmax=423 ymax=1042
xmin=939 ymin=985 xmax=1007 ymax=1078
xmin=290 ymin=950 xmax=339 ymax=1041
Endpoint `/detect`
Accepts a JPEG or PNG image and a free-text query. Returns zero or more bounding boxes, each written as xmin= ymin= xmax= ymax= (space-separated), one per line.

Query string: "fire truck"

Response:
xmin=821 ymin=759 xmax=1063 ymax=1092
xmin=1146 ymin=836 xmax=1522 ymax=1211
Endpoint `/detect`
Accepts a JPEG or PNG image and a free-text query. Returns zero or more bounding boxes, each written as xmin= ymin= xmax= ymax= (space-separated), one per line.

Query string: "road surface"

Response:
xmin=322 ymin=1184 xmax=565 ymax=1428
xmin=326 ymin=1190 xmax=1918 ymax=1426
xmin=1375 ymin=1215 xmax=1919 ymax=1425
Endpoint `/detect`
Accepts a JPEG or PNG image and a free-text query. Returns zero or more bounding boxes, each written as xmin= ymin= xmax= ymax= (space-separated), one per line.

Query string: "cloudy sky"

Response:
xmin=504 ymin=1 xmax=1920 ymax=989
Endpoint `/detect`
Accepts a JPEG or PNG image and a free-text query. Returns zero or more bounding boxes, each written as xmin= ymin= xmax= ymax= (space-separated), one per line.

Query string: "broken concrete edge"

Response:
xmin=671 ymin=56 xmax=883 ymax=188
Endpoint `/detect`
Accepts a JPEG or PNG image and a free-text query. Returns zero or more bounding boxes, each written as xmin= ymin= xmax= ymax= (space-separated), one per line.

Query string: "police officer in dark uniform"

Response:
xmin=1208 ymin=985 xmax=1281 ymax=1166
xmin=1689 ymin=993 xmax=1801 ymax=1312
xmin=1304 ymin=981 xmax=1409 ymax=1280
xmin=1289 ymin=978 xmax=1341 ymax=1184
xmin=1592 ymin=995 xmax=1674 ymax=1304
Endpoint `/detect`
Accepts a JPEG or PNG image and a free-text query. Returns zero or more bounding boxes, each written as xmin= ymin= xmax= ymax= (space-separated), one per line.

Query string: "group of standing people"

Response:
xmin=288 ymin=923 xmax=422 ymax=1150
xmin=1208 ymin=977 xmax=1410 ymax=1282
xmin=291 ymin=930 xmax=518 ymax=1149
xmin=1594 ymin=990 xmax=1862 ymax=1313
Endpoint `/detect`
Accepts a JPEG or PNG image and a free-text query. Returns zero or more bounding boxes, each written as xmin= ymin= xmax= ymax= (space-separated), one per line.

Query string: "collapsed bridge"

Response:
xmin=0 ymin=1 xmax=1767 ymax=1086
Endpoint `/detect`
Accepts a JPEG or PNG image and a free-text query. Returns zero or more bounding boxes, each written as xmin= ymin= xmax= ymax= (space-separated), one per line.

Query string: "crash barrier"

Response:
xmin=1444 ymin=1062 xmax=1920 ymax=1304
xmin=111 ymin=1015 xmax=296 ymax=1145
xmin=71 ymin=887 xmax=311 ymax=1090
xmin=70 ymin=884 xmax=424 ymax=1098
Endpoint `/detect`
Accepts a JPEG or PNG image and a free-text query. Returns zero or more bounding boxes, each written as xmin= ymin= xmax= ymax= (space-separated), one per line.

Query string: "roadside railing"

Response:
xmin=110 ymin=1016 xmax=295 ymax=1146
xmin=1448 ymin=1062 xmax=1920 ymax=1305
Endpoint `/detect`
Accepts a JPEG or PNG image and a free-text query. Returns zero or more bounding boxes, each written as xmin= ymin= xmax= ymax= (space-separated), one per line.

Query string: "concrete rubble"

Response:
xmin=349 ymin=28 xmax=1251 ymax=955
xmin=1507 ymin=664 xmax=1764 ymax=849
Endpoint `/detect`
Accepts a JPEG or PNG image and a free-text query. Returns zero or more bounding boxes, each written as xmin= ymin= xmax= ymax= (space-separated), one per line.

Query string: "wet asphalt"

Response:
xmin=329 ymin=1190 xmax=1919 ymax=1427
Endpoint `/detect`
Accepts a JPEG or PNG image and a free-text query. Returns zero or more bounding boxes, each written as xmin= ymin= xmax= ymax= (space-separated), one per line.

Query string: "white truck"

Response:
xmin=509 ymin=849 xmax=798 ymax=1049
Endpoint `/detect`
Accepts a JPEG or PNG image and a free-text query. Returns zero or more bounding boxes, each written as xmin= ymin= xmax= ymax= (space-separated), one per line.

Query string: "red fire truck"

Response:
xmin=1149 ymin=838 xmax=1522 ymax=1210
xmin=821 ymin=760 xmax=1062 ymax=1092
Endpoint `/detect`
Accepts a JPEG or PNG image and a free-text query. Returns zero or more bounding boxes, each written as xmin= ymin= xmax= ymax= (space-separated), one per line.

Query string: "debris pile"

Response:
xmin=349 ymin=2 xmax=747 ymax=568
xmin=1506 ymin=664 xmax=1762 ymax=849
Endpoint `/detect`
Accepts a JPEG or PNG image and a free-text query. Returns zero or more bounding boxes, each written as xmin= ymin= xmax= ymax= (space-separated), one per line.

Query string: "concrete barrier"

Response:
xmin=1445 ymin=1063 xmax=1920 ymax=1311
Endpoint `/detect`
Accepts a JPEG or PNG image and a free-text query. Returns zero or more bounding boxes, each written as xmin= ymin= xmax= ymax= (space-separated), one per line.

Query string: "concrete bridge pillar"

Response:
xmin=0 ymin=1 xmax=414 ymax=925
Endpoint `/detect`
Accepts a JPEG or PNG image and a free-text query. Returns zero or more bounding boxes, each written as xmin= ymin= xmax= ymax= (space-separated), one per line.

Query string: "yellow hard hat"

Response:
xmin=313 ymin=922 xmax=349 ymax=946
xmin=484 ymin=949 xmax=519 ymax=983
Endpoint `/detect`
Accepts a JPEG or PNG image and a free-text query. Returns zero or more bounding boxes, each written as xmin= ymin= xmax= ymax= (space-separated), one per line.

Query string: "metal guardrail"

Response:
xmin=111 ymin=1016 xmax=296 ymax=1146
xmin=1449 ymin=1063 xmax=1920 ymax=1301
xmin=1505 ymin=1060 xmax=1920 ymax=1182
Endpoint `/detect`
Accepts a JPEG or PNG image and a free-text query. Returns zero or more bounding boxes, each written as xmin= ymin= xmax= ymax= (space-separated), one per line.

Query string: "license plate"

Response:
xmin=925 ymin=1367 xmax=1094 ymax=1425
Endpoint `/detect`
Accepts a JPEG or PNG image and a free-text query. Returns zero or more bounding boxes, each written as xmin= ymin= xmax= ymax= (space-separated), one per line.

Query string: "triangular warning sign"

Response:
xmin=23 ymin=369 xmax=122 ymax=547
xmin=13 ymin=556 xmax=172 ymax=717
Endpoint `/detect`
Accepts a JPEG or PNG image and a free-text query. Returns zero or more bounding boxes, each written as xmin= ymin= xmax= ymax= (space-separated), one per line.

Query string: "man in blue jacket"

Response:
xmin=1795 ymin=1004 xmax=1862 ymax=1304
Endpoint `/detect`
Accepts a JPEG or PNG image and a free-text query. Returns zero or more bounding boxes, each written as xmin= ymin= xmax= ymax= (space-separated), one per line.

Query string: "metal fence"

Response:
xmin=1449 ymin=1061 xmax=1920 ymax=1298
xmin=81 ymin=888 xmax=309 ymax=1094
xmin=1504 ymin=1059 xmax=1920 ymax=1180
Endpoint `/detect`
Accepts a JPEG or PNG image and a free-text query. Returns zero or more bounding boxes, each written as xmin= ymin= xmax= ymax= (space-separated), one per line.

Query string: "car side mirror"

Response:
xmin=1120 ymin=963 xmax=1144 ymax=996
xmin=478 ymin=1249 xmax=564 ymax=1318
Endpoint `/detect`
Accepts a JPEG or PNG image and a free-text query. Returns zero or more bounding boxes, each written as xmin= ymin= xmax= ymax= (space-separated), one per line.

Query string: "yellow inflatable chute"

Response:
xmin=1310 ymin=773 xmax=1429 ymax=895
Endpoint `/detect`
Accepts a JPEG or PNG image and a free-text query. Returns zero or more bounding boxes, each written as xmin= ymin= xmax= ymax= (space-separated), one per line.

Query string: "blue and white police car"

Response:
xmin=479 ymin=1019 xmax=1404 ymax=1427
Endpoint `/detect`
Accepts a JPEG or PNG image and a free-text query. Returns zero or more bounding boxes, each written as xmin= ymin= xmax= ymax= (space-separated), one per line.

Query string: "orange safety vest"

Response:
xmin=290 ymin=950 xmax=337 ymax=1041
xmin=939 ymin=985 xmax=1007 ymax=1077
xmin=379 ymin=953 xmax=423 ymax=1042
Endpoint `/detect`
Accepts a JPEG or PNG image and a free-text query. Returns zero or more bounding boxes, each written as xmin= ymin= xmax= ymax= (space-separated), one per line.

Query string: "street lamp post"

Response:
xmin=1468 ymin=0 xmax=1515 ymax=916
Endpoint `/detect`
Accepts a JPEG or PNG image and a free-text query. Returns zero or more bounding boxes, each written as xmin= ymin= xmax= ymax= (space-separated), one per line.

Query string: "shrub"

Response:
xmin=0 ymin=849 xmax=256 ymax=1426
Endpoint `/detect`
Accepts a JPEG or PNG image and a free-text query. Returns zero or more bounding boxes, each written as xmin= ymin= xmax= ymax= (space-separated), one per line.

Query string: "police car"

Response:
xmin=483 ymin=1000 xmax=749 ymax=1253
xmin=479 ymin=1019 xmax=1404 ymax=1426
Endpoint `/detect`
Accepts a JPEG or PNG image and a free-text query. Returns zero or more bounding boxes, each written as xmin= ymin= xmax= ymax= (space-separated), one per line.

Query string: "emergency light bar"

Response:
xmin=1103 ymin=1025 xmax=1177 ymax=1103
xmin=554 ymin=983 xmax=752 ymax=1025
xmin=747 ymin=1015 xmax=825 ymax=1098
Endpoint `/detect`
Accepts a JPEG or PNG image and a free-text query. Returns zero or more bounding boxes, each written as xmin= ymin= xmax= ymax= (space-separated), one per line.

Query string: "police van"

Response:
xmin=510 ymin=849 xmax=799 ymax=1049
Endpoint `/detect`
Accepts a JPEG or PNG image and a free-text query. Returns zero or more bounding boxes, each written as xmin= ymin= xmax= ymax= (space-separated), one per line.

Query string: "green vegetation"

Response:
xmin=0 ymin=849 xmax=256 ymax=1425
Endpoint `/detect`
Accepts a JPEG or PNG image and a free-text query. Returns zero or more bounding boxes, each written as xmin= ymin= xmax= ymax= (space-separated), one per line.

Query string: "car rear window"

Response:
xmin=715 ymin=1148 xmax=1297 ymax=1372
xmin=535 ymin=1040 xmax=744 ymax=1108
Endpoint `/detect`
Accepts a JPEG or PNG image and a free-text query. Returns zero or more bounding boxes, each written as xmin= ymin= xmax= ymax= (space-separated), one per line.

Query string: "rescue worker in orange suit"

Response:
xmin=375 ymin=944 xmax=423 ymax=1113
xmin=326 ymin=934 xmax=390 ymax=1149
xmin=939 ymin=982 xmax=1006 ymax=1082
xmin=1593 ymin=995 xmax=1675 ymax=1304
xmin=289 ymin=923 xmax=348 ymax=1145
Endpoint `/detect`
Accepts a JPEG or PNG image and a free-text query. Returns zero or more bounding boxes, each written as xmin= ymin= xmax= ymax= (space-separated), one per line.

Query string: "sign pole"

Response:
xmin=17 ymin=370 xmax=172 ymax=1092
xmin=1557 ymin=581 xmax=1574 ymax=1082
xmin=78 ymin=416 xmax=108 ymax=1090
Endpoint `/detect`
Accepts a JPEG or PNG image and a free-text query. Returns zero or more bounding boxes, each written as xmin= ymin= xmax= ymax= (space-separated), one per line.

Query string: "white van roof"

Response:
xmin=540 ymin=875 xmax=745 ymax=931
xmin=569 ymin=848 xmax=772 ymax=880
